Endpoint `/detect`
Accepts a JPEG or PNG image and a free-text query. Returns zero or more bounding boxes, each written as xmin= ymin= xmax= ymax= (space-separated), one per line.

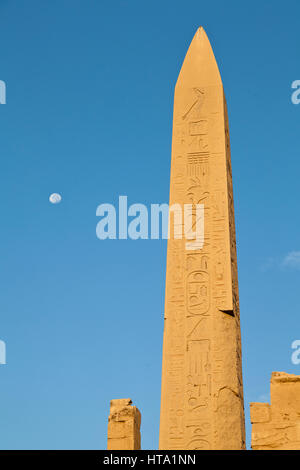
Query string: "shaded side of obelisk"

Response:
xmin=159 ymin=28 xmax=245 ymax=450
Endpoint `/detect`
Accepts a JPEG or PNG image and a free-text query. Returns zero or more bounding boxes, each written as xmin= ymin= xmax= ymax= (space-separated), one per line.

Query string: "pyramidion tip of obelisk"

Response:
xmin=176 ymin=27 xmax=223 ymax=89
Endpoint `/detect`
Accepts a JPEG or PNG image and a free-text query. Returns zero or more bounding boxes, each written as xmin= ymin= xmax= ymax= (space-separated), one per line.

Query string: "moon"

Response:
xmin=49 ymin=193 xmax=62 ymax=204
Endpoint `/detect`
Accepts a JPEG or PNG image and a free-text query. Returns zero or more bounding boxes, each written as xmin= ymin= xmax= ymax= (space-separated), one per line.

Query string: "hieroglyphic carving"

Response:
xmin=187 ymin=271 xmax=210 ymax=316
xmin=159 ymin=27 xmax=245 ymax=450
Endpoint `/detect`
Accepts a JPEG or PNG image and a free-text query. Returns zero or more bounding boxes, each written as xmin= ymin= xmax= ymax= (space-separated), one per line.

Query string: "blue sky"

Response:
xmin=0 ymin=0 xmax=300 ymax=450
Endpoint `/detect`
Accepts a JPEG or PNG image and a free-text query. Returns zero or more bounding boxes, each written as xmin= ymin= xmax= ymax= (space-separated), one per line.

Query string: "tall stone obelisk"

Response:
xmin=159 ymin=27 xmax=245 ymax=450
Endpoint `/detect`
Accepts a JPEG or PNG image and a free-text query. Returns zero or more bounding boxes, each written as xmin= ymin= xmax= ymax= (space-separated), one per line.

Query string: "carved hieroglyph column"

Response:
xmin=107 ymin=399 xmax=141 ymax=450
xmin=159 ymin=27 xmax=245 ymax=450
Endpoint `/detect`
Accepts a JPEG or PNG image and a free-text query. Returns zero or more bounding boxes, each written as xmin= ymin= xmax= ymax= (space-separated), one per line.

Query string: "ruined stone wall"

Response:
xmin=251 ymin=372 xmax=300 ymax=450
xmin=107 ymin=399 xmax=141 ymax=450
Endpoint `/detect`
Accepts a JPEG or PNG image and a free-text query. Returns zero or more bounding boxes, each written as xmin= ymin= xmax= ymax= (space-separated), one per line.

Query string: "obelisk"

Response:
xmin=159 ymin=27 xmax=245 ymax=450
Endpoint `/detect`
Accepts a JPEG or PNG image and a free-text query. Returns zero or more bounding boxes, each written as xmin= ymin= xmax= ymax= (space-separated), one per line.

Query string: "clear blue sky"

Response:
xmin=0 ymin=0 xmax=300 ymax=450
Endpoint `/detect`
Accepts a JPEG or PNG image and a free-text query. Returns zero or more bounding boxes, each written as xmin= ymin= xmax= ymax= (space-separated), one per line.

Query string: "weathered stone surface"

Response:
xmin=159 ymin=27 xmax=245 ymax=450
xmin=107 ymin=399 xmax=141 ymax=450
xmin=251 ymin=372 xmax=300 ymax=450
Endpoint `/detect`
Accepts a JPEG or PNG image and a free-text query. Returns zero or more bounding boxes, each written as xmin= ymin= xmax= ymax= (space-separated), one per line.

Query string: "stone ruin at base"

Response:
xmin=107 ymin=398 xmax=141 ymax=450
xmin=250 ymin=372 xmax=300 ymax=450
xmin=107 ymin=399 xmax=141 ymax=450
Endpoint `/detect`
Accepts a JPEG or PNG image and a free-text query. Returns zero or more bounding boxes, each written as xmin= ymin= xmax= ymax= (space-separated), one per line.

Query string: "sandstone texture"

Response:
xmin=159 ymin=27 xmax=245 ymax=450
xmin=107 ymin=398 xmax=141 ymax=450
xmin=251 ymin=372 xmax=300 ymax=450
